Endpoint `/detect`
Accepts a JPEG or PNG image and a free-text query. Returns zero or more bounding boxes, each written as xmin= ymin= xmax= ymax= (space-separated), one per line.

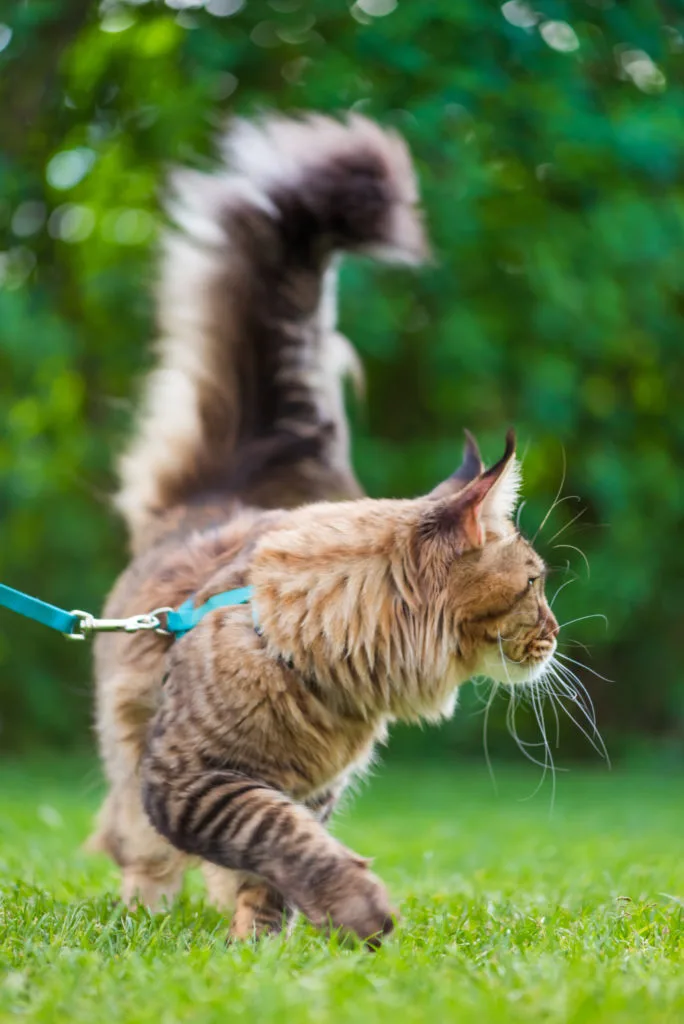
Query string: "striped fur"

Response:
xmin=91 ymin=114 xmax=558 ymax=947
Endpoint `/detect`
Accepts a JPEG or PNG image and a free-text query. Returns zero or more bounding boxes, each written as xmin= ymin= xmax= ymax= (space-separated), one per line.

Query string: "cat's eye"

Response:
xmin=528 ymin=576 xmax=539 ymax=587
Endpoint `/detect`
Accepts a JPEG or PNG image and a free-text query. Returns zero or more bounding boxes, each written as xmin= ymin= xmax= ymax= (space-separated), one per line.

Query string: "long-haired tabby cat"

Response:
xmin=89 ymin=113 xmax=558 ymax=946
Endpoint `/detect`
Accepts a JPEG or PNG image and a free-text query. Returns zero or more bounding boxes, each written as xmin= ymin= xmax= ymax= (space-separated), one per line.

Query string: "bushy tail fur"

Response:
xmin=115 ymin=113 xmax=429 ymax=551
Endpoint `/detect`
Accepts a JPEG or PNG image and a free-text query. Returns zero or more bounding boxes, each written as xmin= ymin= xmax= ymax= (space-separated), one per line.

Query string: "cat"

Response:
xmin=88 ymin=113 xmax=558 ymax=947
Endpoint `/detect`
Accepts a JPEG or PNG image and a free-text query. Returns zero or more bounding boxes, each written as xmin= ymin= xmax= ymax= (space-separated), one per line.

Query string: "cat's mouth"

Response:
xmin=478 ymin=633 xmax=557 ymax=686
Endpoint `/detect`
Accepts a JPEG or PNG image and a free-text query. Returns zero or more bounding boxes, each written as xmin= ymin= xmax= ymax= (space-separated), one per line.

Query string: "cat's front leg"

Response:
xmin=141 ymin=748 xmax=395 ymax=946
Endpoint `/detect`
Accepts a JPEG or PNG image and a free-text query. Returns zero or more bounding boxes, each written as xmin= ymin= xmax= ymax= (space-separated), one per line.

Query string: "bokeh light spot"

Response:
xmin=251 ymin=21 xmax=280 ymax=47
xmin=102 ymin=208 xmax=155 ymax=245
xmin=0 ymin=248 xmax=37 ymax=290
xmin=356 ymin=0 xmax=397 ymax=17
xmin=210 ymin=71 xmax=238 ymax=99
xmin=206 ymin=0 xmax=245 ymax=15
xmin=46 ymin=149 xmax=96 ymax=191
xmin=11 ymin=202 xmax=47 ymax=238
xmin=619 ymin=49 xmax=666 ymax=94
xmin=501 ymin=2 xmax=537 ymax=30
xmin=350 ymin=5 xmax=372 ymax=24
xmin=540 ymin=21 xmax=580 ymax=53
xmin=100 ymin=8 xmax=136 ymax=32
xmin=48 ymin=205 xmax=96 ymax=243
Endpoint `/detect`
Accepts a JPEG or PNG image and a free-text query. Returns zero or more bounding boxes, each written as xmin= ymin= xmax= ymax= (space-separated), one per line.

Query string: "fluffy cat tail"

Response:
xmin=115 ymin=113 xmax=429 ymax=550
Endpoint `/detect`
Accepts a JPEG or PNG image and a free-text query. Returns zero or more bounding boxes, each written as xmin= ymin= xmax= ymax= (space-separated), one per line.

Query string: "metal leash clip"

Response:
xmin=65 ymin=608 xmax=173 ymax=641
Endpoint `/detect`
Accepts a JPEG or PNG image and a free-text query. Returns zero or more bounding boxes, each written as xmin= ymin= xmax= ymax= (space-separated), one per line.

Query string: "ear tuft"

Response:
xmin=416 ymin=430 xmax=522 ymax=566
xmin=480 ymin=428 xmax=522 ymax=526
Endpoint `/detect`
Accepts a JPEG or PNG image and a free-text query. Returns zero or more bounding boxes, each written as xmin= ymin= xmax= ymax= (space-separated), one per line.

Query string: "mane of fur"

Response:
xmin=115 ymin=114 xmax=428 ymax=552
xmin=250 ymin=498 xmax=465 ymax=724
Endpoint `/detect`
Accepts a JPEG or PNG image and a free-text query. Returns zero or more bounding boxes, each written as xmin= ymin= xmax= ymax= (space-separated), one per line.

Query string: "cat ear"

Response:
xmin=417 ymin=430 xmax=520 ymax=555
xmin=428 ymin=430 xmax=484 ymax=499
xmin=479 ymin=429 xmax=521 ymax=526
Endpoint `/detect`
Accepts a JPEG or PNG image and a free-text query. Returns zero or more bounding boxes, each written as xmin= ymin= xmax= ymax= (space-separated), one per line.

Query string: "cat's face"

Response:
xmin=419 ymin=431 xmax=558 ymax=687
xmin=454 ymin=533 xmax=558 ymax=684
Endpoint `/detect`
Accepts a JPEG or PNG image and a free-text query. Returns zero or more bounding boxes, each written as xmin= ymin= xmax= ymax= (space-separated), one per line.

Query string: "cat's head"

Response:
xmin=415 ymin=430 xmax=558 ymax=687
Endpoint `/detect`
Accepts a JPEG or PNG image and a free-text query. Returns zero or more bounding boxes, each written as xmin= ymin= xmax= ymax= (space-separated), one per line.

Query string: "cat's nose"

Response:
xmin=541 ymin=604 xmax=559 ymax=638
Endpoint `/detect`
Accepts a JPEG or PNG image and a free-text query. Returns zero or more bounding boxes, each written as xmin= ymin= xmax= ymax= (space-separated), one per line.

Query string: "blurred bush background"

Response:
xmin=0 ymin=0 xmax=682 ymax=759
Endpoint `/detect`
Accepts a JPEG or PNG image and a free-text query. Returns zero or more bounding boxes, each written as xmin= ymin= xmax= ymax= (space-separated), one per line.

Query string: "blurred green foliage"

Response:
xmin=0 ymin=0 xmax=682 ymax=755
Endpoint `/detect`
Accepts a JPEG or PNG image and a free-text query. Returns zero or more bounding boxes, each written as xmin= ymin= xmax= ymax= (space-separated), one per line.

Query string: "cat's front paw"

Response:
xmin=320 ymin=861 xmax=398 ymax=948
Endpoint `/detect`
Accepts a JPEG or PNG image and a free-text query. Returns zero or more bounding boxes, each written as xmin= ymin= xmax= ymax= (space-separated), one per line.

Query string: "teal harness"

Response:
xmin=166 ymin=587 xmax=256 ymax=639
xmin=0 ymin=581 xmax=255 ymax=641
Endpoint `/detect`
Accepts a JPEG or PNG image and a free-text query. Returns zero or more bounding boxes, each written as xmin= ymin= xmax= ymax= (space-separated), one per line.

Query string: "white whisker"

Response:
xmin=505 ymin=694 xmax=554 ymax=767
xmin=550 ymin=577 xmax=576 ymax=610
xmin=550 ymin=683 xmax=609 ymax=763
xmin=552 ymin=667 xmax=596 ymax=725
xmin=558 ymin=613 xmax=609 ymax=632
xmin=545 ymin=661 xmax=611 ymax=765
xmin=554 ymin=691 xmax=610 ymax=765
xmin=560 ymin=638 xmax=594 ymax=656
xmin=532 ymin=448 xmax=569 ymax=543
xmin=516 ymin=500 xmax=527 ymax=532
xmin=545 ymin=507 xmax=587 ymax=546
xmin=533 ymin=494 xmax=582 ymax=543
xmin=470 ymin=676 xmax=495 ymax=710
xmin=553 ymin=672 xmax=606 ymax=759
xmin=553 ymin=542 xmax=591 ymax=579
xmin=497 ymin=643 xmax=566 ymax=805
xmin=527 ymin=683 xmax=556 ymax=811
xmin=532 ymin=448 xmax=581 ymax=544
xmin=556 ymin=651 xmax=613 ymax=683
xmin=544 ymin=679 xmax=562 ymax=748
xmin=549 ymin=665 xmax=595 ymax=727
xmin=482 ymin=679 xmax=500 ymax=795
xmin=497 ymin=634 xmax=513 ymax=685
xmin=558 ymin=666 xmax=601 ymax=722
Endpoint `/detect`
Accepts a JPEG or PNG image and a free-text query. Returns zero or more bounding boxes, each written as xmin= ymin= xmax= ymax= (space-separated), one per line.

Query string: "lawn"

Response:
xmin=0 ymin=757 xmax=682 ymax=1023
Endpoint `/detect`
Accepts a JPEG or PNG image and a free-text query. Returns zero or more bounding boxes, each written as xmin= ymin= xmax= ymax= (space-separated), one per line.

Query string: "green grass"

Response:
xmin=0 ymin=758 xmax=682 ymax=1023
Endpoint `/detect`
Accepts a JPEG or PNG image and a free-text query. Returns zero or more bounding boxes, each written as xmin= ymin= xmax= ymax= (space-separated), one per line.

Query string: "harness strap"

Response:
xmin=165 ymin=586 xmax=255 ymax=639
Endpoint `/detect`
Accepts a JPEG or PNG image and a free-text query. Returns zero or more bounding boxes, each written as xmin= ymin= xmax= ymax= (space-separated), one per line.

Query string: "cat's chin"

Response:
xmin=476 ymin=647 xmax=555 ymax=687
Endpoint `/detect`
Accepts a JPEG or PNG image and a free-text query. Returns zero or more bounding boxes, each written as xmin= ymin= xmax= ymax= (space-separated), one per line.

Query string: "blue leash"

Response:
xmin=0 ymin=581 xmax=254 ymax=641
xmin=0 ymin=583 xmax=81 ymax=637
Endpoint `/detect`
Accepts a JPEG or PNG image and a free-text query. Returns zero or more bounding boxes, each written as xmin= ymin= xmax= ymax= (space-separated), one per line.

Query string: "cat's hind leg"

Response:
xmin=89 ymin=775 xmax=188 ymax=911
xmin=201 ymin=862 xmax=239 ymax=912
xmin=228 ymin=873 xmax=293 ymax=940
xmin=203 ymin=863 xmax=290 ymax=939
xmin=90 ymin=662 xmax=190 ymax=910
